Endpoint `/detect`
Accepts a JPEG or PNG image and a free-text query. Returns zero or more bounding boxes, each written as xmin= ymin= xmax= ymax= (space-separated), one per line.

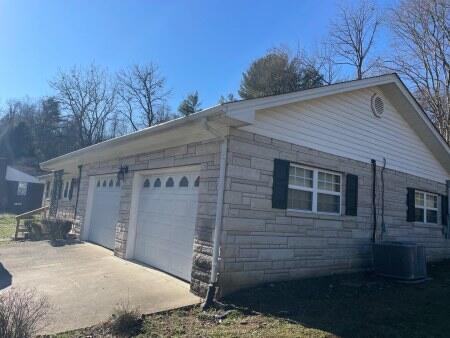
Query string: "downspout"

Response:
xmin=371 ymin=159 xmax=377 ymax=243
xmin=380 ymin=158 xmax=386 ymax=240
xmin=73 ymin=165 xmax=83 ymax=220
xmin=201 ymin=119 xmax=228 ymax=309
xmin=446 ymin=180 xmax=450 ymax=239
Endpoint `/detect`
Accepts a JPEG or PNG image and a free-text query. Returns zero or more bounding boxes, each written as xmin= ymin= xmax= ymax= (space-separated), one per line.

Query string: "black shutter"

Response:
xmin=345 ymin=174 xmax=358 ymax=216
xmin=442 ymin=195 xmax=448 ymax=225
xmin=407 ymin=188 xmax=415 ymax=222
xmin=68 ymin=178 xmax=76 ymax=200
xmin=272 ymin=159 xmax=290 ymax=209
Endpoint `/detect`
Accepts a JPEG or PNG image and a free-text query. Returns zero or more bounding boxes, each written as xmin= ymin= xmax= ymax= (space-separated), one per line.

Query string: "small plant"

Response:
xmin=26 ymin=222 xmax=44 ymax=241
xmin=42 ymin=219 xmax=73 ymax=242
xmin=109 ymin=301 xmax=142 ymax=337
xmin=0 ymin=288 xmax=50 ymax=338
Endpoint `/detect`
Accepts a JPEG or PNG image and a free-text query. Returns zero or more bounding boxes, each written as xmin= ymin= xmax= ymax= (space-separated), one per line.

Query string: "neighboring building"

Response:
xmin=0 ymin=158 xmax=44 ymax=214
xmin=40 ymin=74 xmax=450 ymax=298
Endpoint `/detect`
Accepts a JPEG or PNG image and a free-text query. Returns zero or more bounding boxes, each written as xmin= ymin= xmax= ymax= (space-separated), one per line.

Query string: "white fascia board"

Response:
xmin=390 ymin=77 xmax=450 ymax=155
xmin=380 ymin=79 xmax=450 ymax=172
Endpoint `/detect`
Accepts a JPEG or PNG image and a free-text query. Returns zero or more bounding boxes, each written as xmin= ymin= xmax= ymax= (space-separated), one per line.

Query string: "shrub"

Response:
xmin=26 ymin=222 xmax=44 ymax=241
xmin=109 ymin=302 xmax=142 ymax=337
xmin=42 ymin=219 xmax=72 ymax=242
xmin=0 ymin=288 xmax=50 ymax=338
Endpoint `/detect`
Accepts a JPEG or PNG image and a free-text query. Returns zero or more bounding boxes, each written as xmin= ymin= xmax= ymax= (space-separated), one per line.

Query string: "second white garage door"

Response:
xmin=134 ymin=169 xmax=200 ymax=281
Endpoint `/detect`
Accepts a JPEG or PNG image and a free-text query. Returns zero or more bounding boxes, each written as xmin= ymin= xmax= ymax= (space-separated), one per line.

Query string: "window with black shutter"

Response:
xmin=68 ymin=178 xmax=76 ymax=200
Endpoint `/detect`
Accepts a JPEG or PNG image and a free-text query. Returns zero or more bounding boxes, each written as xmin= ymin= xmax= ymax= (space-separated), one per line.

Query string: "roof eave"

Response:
xmin=40 ymin=105 xmax=225 ymax=170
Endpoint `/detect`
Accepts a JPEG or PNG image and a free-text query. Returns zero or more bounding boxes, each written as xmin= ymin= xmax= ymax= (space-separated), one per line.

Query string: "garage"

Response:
xmin=88 ymin=175 xmax=122 ymax=250
xmin=133 ymin=168 xmax=200 ymax=281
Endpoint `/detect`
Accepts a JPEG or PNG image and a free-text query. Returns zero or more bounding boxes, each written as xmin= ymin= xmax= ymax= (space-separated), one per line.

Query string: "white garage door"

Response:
xmin=134 ymin=169 xmax=200 ymax=281
xmin=89 ymin=176 xmax=121 ymax=250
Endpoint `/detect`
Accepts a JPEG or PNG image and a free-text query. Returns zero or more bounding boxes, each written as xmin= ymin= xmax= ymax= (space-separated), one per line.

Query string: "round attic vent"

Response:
xmin=371 ymin=93 xmax=384 ymax=118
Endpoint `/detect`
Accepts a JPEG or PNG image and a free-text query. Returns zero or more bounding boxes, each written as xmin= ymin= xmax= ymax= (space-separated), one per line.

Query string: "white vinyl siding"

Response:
xmin=241 ymin=88 xmax=448 ymax=182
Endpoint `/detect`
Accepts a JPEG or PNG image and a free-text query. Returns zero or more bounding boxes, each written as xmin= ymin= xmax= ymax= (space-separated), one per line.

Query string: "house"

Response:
xmin=0 ymin=158 xmax=44 ymax=214
xmin=40 ymin=74 xmax=450 ymax=298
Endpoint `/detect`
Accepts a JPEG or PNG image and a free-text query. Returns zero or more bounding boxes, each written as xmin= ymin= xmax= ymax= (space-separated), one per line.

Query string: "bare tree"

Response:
xmin=329 ymin=0 xmax=380 ymax=80
xmin=384 ymin=0 xmax=450 ymax=143
xmin=314 ymin=42 xmax=347 ymax=85
xmin=117 ymin=64 xmax=172 ymax=131
xmin=50 ymin=64 xmax=117 ymax=147
xmin=296 ymin=43 xmax=344 ymax=85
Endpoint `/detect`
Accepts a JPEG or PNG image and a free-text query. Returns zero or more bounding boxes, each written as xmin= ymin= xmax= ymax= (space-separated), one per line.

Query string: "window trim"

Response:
xmin=415 ymin=190 xmax=438 ymax=224
xmin=287 ymin=163 xmax=342 ymax=215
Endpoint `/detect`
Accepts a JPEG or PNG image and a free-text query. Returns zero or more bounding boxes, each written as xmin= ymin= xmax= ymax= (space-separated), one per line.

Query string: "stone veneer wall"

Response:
xmin=73 ymin=138 xmax=223 ymax=297
xmin=57 ymin=186 xmax=78 ymax=219
xmin=218 ymin=128 xmax=450 ymax=296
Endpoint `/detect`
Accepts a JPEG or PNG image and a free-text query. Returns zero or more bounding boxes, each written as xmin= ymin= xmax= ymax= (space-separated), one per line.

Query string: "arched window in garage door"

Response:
xmin=179 ymin=176 xmax=189 ymax=187
xmin=143 ymin=179 xmax=150 ymax=188
xmin=165 ymin=177 xmax=174 ymax=187
xmin=154 ymin=178 xmax=161 ymax=188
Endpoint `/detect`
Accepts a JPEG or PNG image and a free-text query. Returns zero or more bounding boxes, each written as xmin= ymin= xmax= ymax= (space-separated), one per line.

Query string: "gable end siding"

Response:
xmin=241 ymin=88 xmax=449 ymax=182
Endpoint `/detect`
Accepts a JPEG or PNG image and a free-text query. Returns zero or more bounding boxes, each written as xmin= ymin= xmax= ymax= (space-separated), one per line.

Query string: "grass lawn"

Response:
xmin=53 ymin=259 xmax=450 ymax=338
xmin=0 ymin=214 xmax=16 ymax=241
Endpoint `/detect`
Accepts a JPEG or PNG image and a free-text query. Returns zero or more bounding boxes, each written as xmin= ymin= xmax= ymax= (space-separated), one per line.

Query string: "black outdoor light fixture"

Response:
xmin=117 ymin=165 xmax=129 ymax=183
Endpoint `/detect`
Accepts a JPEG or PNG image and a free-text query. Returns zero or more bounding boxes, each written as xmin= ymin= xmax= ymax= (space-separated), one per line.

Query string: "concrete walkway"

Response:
xmin=0 ymin=241 xmax=201 ymax=334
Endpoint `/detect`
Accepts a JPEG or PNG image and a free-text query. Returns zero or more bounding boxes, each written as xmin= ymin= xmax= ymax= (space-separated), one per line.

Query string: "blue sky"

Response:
xmin=0 ymin=0 xmax=390 ymax=110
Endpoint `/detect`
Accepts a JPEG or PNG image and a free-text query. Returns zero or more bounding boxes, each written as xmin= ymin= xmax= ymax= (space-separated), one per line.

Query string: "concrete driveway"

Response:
xmin=0 ymin=241 xmax=201 ymax=334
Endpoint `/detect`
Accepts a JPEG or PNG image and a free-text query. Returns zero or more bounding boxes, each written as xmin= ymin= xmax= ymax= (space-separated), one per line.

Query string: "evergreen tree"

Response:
xmin=178 ymin=91 xmax=201 ymax=116
xmin=238 ymin=49 xmax=324 ymax=99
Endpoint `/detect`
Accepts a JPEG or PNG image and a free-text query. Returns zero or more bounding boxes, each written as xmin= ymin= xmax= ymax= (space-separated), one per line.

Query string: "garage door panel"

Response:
xmin=88 ymin=176 xmax=121 ymax=250
xmin=134 ymin=170 xmax=199 ymax=281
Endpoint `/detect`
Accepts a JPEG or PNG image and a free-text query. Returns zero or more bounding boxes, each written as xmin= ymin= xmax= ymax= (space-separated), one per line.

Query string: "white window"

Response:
xmin=17 ymin=182 xmax=28 ymax=196
xmin=415 ymin=191 xmax=438 ymax=224
xmin=288 ymin=164 xmax=341 ymax=214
